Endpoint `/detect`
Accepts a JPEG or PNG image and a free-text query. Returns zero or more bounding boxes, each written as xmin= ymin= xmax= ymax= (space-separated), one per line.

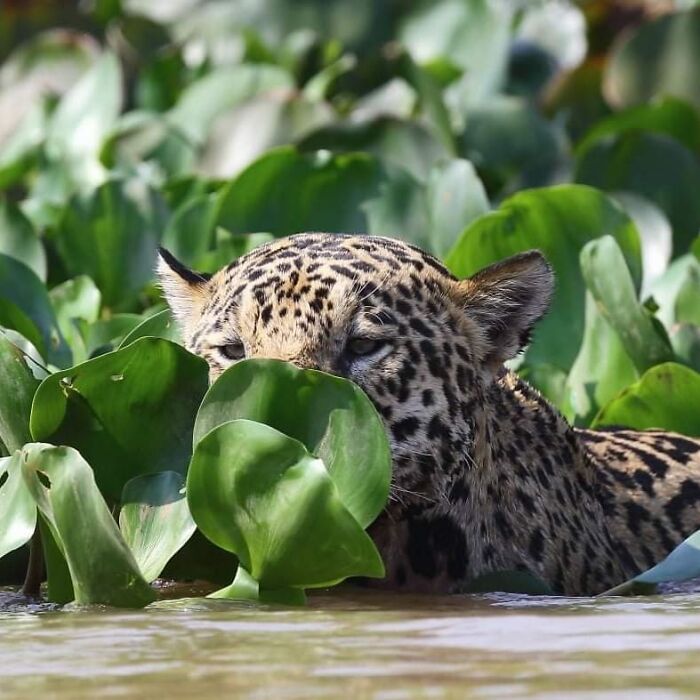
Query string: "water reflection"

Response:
xmin=2 ymin=586 xmax=700 ymax=699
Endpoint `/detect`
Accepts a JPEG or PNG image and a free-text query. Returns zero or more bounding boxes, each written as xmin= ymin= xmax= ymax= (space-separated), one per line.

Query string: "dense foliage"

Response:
xmin=1 ymin=0 xmax=700 ymax=605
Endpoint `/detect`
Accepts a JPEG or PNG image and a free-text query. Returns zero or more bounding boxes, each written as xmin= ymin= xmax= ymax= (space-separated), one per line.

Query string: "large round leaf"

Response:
xmin=457 ymin=96 xmax=563 ymax=195
xmin=194 ymin=359 xmax=391 ymax=529
xmin=604 ymin=9 xmax=700 ymax=110
xmin=49 ymin=276 xmax=101 ymax=365
xmin=0 ymin=29 xmax=98 ymax=170
xmin=399 ymin=0 xmax=511 ymax=109
xmin=0 ymin=199 xmax=46 ymax=281
xmin=30 ymin=338 xmax=209 ymax=501
xmin=160 ymin=193 xmax=218 ymax=268
xmin=118 ymin=309 xmax=182 ymax=348
xmin=576 ymin=97 xmax=700 ymax=158
xmin=562 ymin=293 xmax=638 ymax=426
xmin=612 ymin=193 xmax=672 ymax=298
xmin=198 ymin=92 xmax=334 ymax=179
xmin=119 ymin=471 xmax=196 ymax=583
xmin=593 ymin=363 xmax=700 ymax=436
xmin=0 ymin=453 xmax=36 ymax=560
xmin=53 ymin=178 xmax=164 ymax=307
xmin=299 ymin=117 xmax=449 ymax=183
xmin=575 ymin=131 xmax=700 ymax=256
xmin=580 ymin=236 xmax=673 ymax=374
xmin=168 ymin=64 xmax=294 ymax=144
xmin=0 ymin=100 xmax=47 ymax=190
xmin=364 ymin=168 xmax=430 ymax=250
xmin=45 ymin=51 xmax=122 ymax=188
xmin=215 ymin=147 xmax=384 ymax=236
xmin=445 ymin=185 xmax=641 ymax=370
xmin=188 ymin=420 xmax=384 ymax=589
xmin=648 ymin=254 xmax=700 ymax=329
xmin=100 ymin=111 xmax=196 ymax=177
xmin=85 ymin=314 xmax=145 ymax=356
xmin=0 ymin=254 xmax=69 ymax=367
xmin=424 ymin=158 xmax=489 ymax=256
xmin=675 ymin=263 xmax=700 ymax=326
xmin=21 ymin=442 xmax=154 ymax=607
xmin=0 ymin=333 xmax=40 ymax=452
xmin=364 ymin=158 xmax=489 ymax=257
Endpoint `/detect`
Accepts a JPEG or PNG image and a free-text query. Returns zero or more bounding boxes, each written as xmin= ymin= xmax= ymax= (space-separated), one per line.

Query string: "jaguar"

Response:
xmin=158 ymin=233 xmax=700 ymax=595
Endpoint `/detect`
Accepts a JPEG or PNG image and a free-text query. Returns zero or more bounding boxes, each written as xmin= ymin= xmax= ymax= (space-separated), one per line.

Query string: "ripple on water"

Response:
xmin=2 ymin=586 xmax=700 ymax=699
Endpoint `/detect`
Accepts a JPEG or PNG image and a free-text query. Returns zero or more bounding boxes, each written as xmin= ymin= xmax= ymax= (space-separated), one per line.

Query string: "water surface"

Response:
xmin=2 ymin=585 xmax=700 ymax=699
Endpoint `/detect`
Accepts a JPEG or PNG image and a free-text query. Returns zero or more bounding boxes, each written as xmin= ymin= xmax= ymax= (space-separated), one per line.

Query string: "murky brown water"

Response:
xmin=3 ymin=585 xmax=700 ymax=699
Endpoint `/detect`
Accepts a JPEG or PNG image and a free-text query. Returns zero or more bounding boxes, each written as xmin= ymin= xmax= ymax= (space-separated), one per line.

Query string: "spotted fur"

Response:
xmin=159 ymin=233 xmax=700 ymax=595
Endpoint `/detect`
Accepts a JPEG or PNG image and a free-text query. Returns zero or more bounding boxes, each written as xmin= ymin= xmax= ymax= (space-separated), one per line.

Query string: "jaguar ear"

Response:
xmin=156 ymin=248 xmax=211 ymax=330
xmin=454 ymin=251 xmax=554 ymax=367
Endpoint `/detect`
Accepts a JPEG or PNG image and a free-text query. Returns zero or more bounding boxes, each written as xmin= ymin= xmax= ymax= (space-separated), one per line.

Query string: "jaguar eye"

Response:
xmin=218 ymin=342 xmax=245 ymax=361
xmin=346 ymin=337 xmax=387 ymax=357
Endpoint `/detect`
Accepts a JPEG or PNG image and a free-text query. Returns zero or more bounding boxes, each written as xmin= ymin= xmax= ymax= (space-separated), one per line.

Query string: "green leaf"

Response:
xmin=393 ymin=50 xmax=456 ymax=154
xmin=577 ymin=97 xmax=700 ymax=158
xmin=21 ymin=442 xmax=155 ymax=607
xmin=0 ymin=30 xmax=97 ymax=188
xmin=45 ymin=52 xmax=122 ymax=188
xmin=580 ymin=236 xmax=673 ymax=374
xmin=188 ymin=420 xmax=384 ymax=589
xmin=457 ymin=96 xmax=563 ymax=194
xmin=197 ymin=93 xmax=334 ymax=179
xmin=209 ymin=565 xmax=307 ymax=606
xmin=0 ymin=105 xmax=43 ymax=189
xmin=118 ymin=309 xmax=181 ymax=348
xmin=611 ymin=193 xmax=672 ymax=298
xmin=0 ymin=254 xmax=69 ymax=367
xmin=364 ymin=168 xmax=430 ymax=250
xmin=365 ymin=158 xmax=489 ymax=257
xmin=303 ymin=54 xmax=356 ymax=101
xmin=168 ymin=64 xmax=294 ymax=144
xmin=194 ymin=359 xmax=391 ymax=529
xmin=119 ymin=471 xmax=196 ymax=582
xmin=445 ymin=185 xmax=641 ymax=371
xmin=160 ymin=193 xmax=218 ymax=269
xmin=85 ymin=314 xmax=145 ymax=356
xmin=216 ymin=147 xmax=384 ymax=236
xmin=30 ymin=337 xmax=209 ymax=502
xmin=49 ymin=276 xmax=101 ymax=365
xmin=299 ymin=117 xmax=448 ymax=182
xmin=38 ymin=516 xmax=73 ymax=604
xmin=400 ymin=0 xmax=511 ymax=109
xmin=674 ymin=262 xmax=700 ymax=326
xmin=562 ymin=293 xmax=638 ymax=425
xmin=424 ymin=158 xmax=489 ymax=256
xmin=0 ymin=199 xmax=46 ymax=281
xmin=53 ymin=179 xmax=163 ymax=307
xmin=0 ymin=453 xmax=37 ymax=560
xmin=593 ymin=363 xmax=700 ymax=436
xmin=100 ymin=111 xmax=196 ymax=177
xmin=647 ymin=254 xmax=700 ymax=328
xmin=575 ymin=131 xmax=700 ymax=256
xmin=603 ymin=530 xmax=700 ymax=597
xmin=604 ymin=8 xmax=700 ymax=111
xmin=0 ymin=333 xmax=40 ymax=453
xmin=670 ymin=324 xmax=700 ymax=373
